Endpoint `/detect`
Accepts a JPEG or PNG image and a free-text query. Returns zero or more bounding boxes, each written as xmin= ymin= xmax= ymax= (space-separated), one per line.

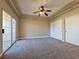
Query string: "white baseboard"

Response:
xmin=19 ymin=36 xmax=50 ymax=39
xmin=50 ymin=36 xmax=65 ymax=42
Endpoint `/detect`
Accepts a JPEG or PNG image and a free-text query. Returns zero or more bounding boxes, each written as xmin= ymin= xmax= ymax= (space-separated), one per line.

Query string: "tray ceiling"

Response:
xmin=12 ymin=0 xmax=74 ymax=17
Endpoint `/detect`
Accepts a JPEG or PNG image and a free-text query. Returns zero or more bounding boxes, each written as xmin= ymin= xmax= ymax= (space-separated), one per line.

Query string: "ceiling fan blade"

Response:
xmin=46 ymin=10 xmax=51 ymax=12
xmin=33 ymin=11 xmax=40 ymax=13
xmin=44 ymin=13 xmax=48 ymax=16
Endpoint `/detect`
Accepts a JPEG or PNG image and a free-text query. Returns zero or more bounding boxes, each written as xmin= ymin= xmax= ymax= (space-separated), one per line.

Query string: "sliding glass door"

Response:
xmin=12 ymin=18 xmax=16 ymax=43
xmin=2 ymin=11 xmax=11 ymax=52
xmin=2 ymin=11 xmax=16 ymax=52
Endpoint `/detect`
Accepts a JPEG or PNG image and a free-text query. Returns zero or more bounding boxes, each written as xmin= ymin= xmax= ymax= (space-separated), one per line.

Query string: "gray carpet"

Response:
xmin=1 ymin=37 xmax=79 ymax=59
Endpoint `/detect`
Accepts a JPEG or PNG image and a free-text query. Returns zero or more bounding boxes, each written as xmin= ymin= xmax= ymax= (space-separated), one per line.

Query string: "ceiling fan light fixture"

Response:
xmin=40 ymin=8 xmax=43 ymax=10
xmin=43 ymin=12 xmax=45 ymax=14
xmin=40 ymin=12 xmax=44 ymax=14
xmin=33 ymin=0 xmax=51 ymax=16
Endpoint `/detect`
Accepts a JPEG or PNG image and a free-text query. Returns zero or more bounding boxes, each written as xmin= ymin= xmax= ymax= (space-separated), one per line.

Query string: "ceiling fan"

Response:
xmin=33 ymin=5 xmax=51 ymax=16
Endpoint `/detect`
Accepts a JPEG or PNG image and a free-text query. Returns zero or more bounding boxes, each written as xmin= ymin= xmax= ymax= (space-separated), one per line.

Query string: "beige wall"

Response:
xmin=19 ymin=15 xmax=50 ymax=39
xmin=0 ymin=0 xmax=19 ymax=55
xmin=50 ymin=7 xmax=79 ymax=41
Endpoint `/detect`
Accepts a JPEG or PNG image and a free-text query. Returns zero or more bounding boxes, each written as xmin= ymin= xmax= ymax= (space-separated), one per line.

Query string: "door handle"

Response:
xmin=2 ymin=29 xmax=5 ymax=34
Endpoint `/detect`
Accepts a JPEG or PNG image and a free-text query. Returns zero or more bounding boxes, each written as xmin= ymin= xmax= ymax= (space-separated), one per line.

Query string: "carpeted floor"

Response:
xmin=1 ymin=37 xmax=79 ymax=59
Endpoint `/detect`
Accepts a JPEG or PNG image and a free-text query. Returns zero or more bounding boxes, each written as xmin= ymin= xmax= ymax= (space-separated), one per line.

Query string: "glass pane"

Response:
xmin=2 ymin=11 xmax=12 ymax=52
xmin=12 ymin=18 xmax=16 ymax=43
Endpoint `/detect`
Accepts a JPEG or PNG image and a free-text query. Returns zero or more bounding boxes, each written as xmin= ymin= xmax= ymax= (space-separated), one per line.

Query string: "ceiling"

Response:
xmin=12 ymin=0 xmax=74 ymax=17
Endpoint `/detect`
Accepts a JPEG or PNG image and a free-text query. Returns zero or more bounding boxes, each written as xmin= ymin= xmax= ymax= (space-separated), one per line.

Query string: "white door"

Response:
xmin=50 ymin=19 xmax=63 ymax=40
xmin=12 ymin=18 xmax=16 ymax=43
xmin=65 ymin=14 xmax=79 ymax=46
xmin=2 ymin=11 xmax=11 ymax=52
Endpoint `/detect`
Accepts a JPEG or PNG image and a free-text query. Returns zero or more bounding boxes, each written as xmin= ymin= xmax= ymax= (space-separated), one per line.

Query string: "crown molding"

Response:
xmin=5 ymin=0 xmax=21 ymax=17
xmin=50 ymin=0 xmax=79 ymax=18
xmin=5 ymin=0 xmax=79 ymax=18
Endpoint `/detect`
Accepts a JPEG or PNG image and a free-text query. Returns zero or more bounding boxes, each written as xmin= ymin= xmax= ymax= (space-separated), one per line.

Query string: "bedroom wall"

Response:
xmin=50 ymin=6 xmax=79 ymax=43
xmin=19 ymin=15 xmax=50 ymax=39
xmin=0 ymin=0 xmax=19 ymax=55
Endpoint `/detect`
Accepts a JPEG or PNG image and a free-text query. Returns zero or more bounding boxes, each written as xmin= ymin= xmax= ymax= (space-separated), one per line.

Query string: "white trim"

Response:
xmin=51 ymin=1 xmax=79 ymax=18
xmin=9 ymin=0 xmax=21 ymax=16
xmin=50 ymin=37 xmax=65 ymax=42
xmin=19 ymin=36 xmax=50 ymax=39
xmin=5 ymin=0 xmax=21 ymax=16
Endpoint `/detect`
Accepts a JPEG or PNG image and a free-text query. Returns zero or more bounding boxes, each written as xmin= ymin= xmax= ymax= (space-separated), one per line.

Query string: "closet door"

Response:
xmin=65 ymin=14 xmax=79 ymax=46
xmin=50 ymin=19 xmax=63 ymax=40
